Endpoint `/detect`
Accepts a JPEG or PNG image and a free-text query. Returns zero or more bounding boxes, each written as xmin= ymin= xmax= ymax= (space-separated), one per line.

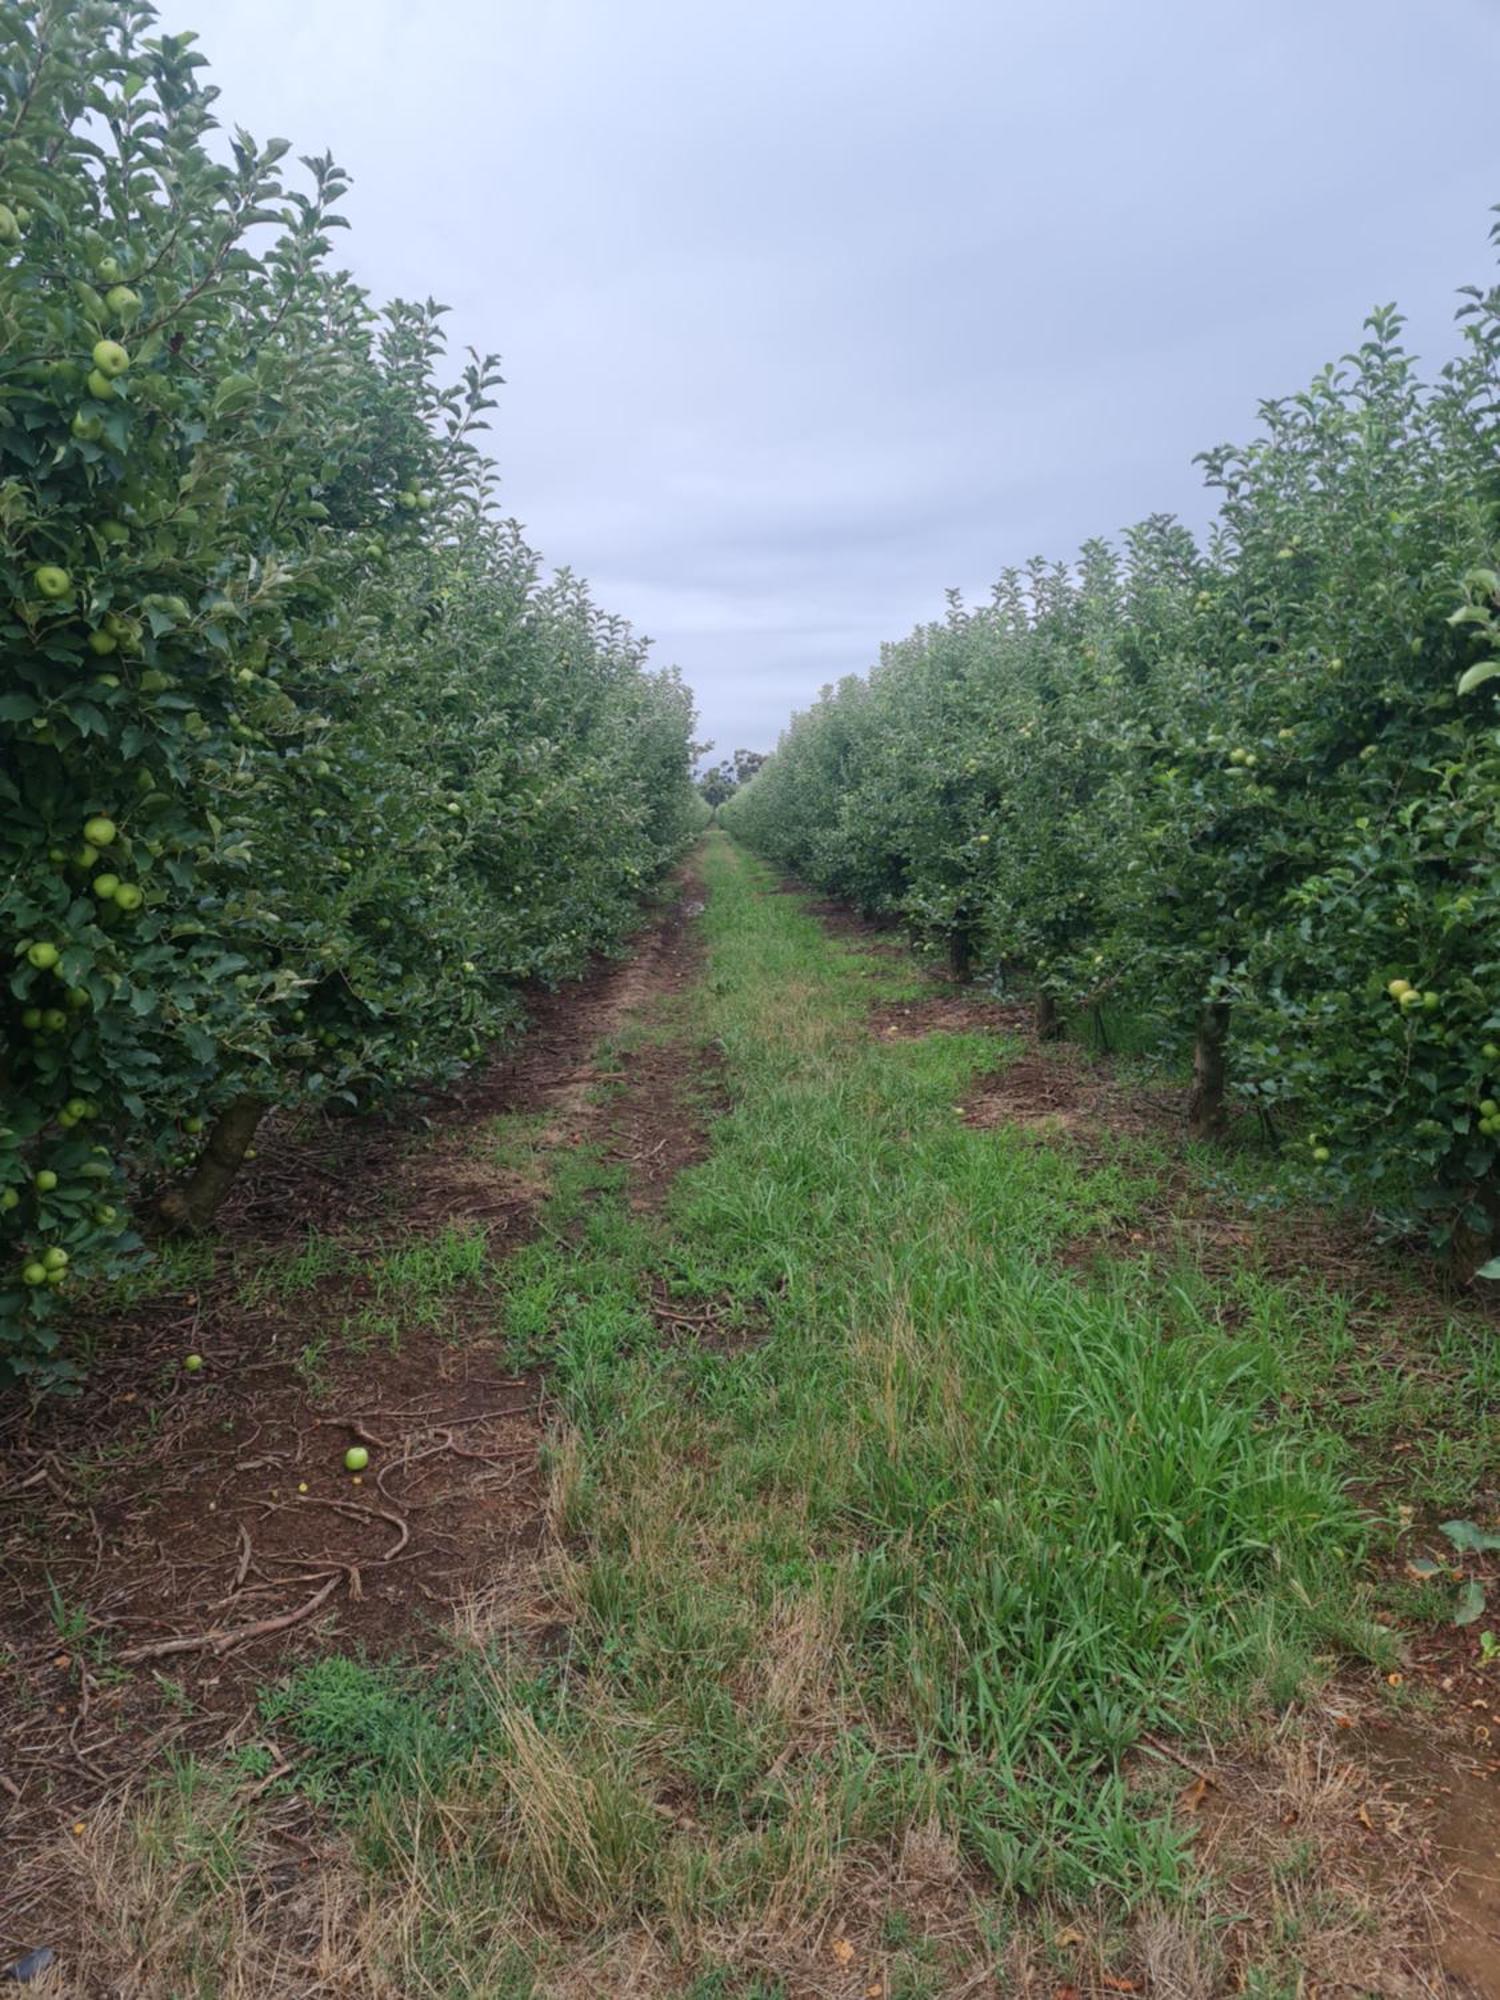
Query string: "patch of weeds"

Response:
xmin=236 ymin=1229 xmax=346 ymax=1307
xmin=259 ymin=1654 xmax=463 ymax=1810
xmin=685 ymin=1972 xmax=788 ymax=2000
xmin=97 ymin=1236 xmax=217 ymax=1308
xmin=341 ymin=1223 xmax=491 ymax=1344
xmin=293 ymin=1333 xmax=332 ymax=1397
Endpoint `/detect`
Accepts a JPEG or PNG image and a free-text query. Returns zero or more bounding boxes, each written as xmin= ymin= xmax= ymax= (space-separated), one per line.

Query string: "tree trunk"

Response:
xmin=1036 ymin=989 xmax=1063 ymax=1041
xmin=1187 ymin=1003 xmax=1231 ymax=1140
xmin=1451 ymin=1180 xmax=1500 ymax=1284
xmin=158 ymin=1096 xmax=265 ymax=1234
xmin=947 ymin=925 xmax=975 ymax=981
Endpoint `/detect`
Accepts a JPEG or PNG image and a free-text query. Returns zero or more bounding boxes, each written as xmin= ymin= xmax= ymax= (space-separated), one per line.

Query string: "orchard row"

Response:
xmin=725 ymin=210 xmax=1500 ymax=1268
xmin=0 ymin=0 xmax=705 ymax=1384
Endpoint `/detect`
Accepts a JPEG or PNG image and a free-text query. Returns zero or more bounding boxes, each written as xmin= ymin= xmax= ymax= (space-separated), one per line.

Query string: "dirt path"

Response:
xmin=0 ymin=858 xmax=714 ymax=1968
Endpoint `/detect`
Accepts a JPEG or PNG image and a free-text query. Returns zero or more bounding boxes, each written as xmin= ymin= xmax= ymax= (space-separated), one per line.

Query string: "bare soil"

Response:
xmin=0 ymin=865 xmax=715 ymax=1970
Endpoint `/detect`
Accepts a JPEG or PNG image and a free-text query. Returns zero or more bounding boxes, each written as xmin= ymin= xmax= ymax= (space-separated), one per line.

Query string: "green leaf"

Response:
xmin=1457 ymin=660 xmax=1500 ymax=697
xmin=1456 ymin=1579 xmax=1487 ymax=1626
xmin=1440 ymin=1519 xmax=1500 ymax=1554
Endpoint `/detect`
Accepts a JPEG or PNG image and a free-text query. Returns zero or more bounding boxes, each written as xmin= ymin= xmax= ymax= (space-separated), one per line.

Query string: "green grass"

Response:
xmin=89 ymin=832 xmax=1490 ymax=1993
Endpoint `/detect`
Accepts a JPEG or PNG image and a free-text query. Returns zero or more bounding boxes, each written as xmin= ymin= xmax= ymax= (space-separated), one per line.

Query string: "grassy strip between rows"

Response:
xmin=73 ymin=831 xmax=1483 ymax=1995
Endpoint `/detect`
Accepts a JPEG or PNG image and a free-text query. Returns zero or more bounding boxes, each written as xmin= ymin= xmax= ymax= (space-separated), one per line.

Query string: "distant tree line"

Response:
xmin=698 ymin=748 xmax=766 ymax=809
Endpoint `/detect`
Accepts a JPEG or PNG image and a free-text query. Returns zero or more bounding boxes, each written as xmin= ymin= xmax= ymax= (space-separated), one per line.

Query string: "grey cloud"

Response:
xmin=196 ymin=0 xmax=1499 ymax=754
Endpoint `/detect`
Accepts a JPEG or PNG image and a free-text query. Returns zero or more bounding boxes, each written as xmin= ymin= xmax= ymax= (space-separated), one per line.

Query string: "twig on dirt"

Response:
xmin=1139 ymin=1731 xmax=1215 ymax=1781
xmin=294 ymin=1493 xmax=410 ymax=1561
xmin=439 ymin=1432 xmax=538 ymax=1466
xmin=113 ymin=1573 xmax=341 ymax=1664
xmin=316 ymin=1416 xmax=392 ymax=1450
xmin=651 ymin=1303 xmax=723 ymax=1328
xmin=232 ymin=1520 xmax=253 ymax=1592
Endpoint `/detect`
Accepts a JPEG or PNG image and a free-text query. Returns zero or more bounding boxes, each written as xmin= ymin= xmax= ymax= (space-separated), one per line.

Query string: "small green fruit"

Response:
xmin=86 ymin=369 xmax=116 ymax=400
xmin=33 ymin=565 xmax=71 ymax=600
xmin=91 ymin=338 xmax=130 ymax=378
xmin=184 ymin=1353 xmax=203 ymax=1373
xmin=71 ymin=411 xmax=103 ymax=442
xmin=34 ymin=1170 xmax=58 ymax=1193
xmin=91 ymin=873 xmax=120 ymax=900
xmin=41 ymin=1246 xmax=68 ymax=1272
xmin=112 ymin=882 xmax=143 ymax=911
xmin=83 ymin=816 xmax=116 ymax=848
xmin=104 ymin=285 xmax=140 ymax=320
xmin=41 ymin=1009 xmax=67 ymax=1032
xmin=87 ymin=628 xmax=117 ymax=656
xmin=0 ymin=1188 xmax=19 ymax=1211
xmin=184 ymin=1115 xmax=204 ymax=1135
xmin=344 ymin=1446 xmax=369 ymax=1473
xmin=1311 ymin=1146 xmax=1331 ymax=1163
xmin=26 ymin=941 xmax=60 ymax=971
xmin=22 ymin=1262 xmax=47 ymax=1287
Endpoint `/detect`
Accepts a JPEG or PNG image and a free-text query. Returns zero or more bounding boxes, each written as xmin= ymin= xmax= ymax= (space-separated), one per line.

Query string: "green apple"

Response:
xmin=33 ymin=565 xmax=71 ymax=600
xmin=26 ymin=941 xmax=60 ymax=971
xmin=343 ymin=1446 xmax=369 ymax=1472
xmin=91 ymin=339 xmax=130 ymax=378
xmin=22 ymin=1261 xmax=47 ymax=1287
xmin=112 ymin=883 xmax=143 ymax=911
xmin=91 ymin=873 xmax=120 ymax=900
xmin=83 ymin=816 xmax=116 ymax=848
xmin=34 ymin=1170 xmax=58 ymax=1193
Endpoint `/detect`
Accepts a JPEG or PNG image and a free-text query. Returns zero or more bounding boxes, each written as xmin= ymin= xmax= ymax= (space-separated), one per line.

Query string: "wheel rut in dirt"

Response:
xmin=0 ymin=859 xmax=716 ymax=1935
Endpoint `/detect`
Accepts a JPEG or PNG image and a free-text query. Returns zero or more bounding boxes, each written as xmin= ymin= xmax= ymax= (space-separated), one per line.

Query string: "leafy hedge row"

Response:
xmin=1 ymin=0 xmax=704 ymax=1384
xmin=725 ymin=212 xmax=1500 ymax=1266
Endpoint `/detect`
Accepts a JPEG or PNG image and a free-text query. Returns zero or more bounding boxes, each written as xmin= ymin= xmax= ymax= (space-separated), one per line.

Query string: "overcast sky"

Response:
xmin=193 ymin=0 xmax=1499 ymax=759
